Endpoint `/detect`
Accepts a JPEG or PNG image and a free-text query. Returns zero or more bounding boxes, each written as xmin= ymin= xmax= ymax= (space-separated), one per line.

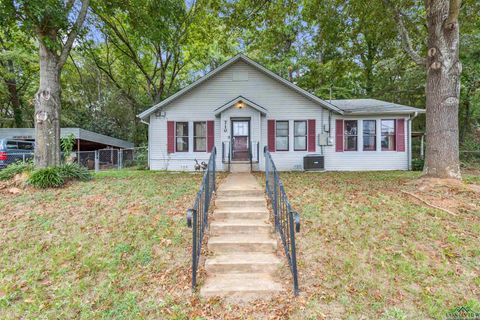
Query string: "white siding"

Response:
xmin=148 ymin=60 xmax=410 ymax=171
xmin=324 ymin=115 xmax=409 ymax=171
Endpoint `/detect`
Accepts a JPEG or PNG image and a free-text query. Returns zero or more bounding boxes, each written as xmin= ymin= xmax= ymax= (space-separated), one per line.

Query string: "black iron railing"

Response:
xmin=264 ymin=146 xmax=300 ymax=295
xmin=186 ymin=147 xmax=216 ymax=290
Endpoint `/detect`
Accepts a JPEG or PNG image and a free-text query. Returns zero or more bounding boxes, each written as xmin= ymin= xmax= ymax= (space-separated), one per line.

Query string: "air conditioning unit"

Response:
xmin=303 ymin=154 xmax=324 ymax=171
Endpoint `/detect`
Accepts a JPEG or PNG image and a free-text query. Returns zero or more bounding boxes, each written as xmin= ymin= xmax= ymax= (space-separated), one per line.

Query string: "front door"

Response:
xmin=231 ymin=120 xmax=250 ymax=161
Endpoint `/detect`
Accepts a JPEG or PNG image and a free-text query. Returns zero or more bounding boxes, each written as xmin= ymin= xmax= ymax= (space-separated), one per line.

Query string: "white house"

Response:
xmin=138 ymin=54 xmax=425 ymax=172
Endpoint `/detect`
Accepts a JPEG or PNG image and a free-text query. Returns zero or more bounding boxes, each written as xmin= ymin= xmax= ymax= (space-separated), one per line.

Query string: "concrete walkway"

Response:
xmin=200 ymin=173 xmax=284 ymax=301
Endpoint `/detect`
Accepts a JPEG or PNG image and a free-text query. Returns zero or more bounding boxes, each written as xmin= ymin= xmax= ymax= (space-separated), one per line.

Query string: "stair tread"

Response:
xmin=214 ymin=207 xmax=268 ymax=213
xmin=209 ymin=234 xmax=276 ymax=244
xmin=206 ymin=253 xmax=281 ymax=265
xmin=201 ymin=273 xmax=283 ymax=293
xmin=216 ymin=196 xmax=266 ymax=201
xmin=211 ymin=219 xmax=270 ymax=227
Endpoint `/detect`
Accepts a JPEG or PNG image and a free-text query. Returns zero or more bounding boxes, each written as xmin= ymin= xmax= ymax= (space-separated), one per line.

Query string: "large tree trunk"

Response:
xmin=34 ymin=40 xmax=61 ymax=168
xmin=423 ymin=0 xmax=462 ymax=179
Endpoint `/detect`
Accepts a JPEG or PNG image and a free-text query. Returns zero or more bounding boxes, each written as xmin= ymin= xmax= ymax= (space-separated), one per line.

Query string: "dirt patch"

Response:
xmin=404 ymin=177 xmax=480 ymax=215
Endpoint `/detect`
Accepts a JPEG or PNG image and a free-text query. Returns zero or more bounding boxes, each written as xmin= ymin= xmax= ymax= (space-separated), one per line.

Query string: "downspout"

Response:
xmin=408 ymin=112 xmax=418 ymax=170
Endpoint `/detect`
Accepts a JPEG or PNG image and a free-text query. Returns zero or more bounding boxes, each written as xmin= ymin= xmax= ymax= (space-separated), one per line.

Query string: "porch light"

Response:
xmin=236 ymin=101 xmax=245 ymax=109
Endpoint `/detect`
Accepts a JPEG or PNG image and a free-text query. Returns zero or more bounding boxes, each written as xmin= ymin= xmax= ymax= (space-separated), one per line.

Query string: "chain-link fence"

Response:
xmin=460 ymin=151 xmax=480 ymax=168
xmin=0 ymin=152 xmax=34 ymax=168
xmin=0 ymin=147 xmax=147 ymax=171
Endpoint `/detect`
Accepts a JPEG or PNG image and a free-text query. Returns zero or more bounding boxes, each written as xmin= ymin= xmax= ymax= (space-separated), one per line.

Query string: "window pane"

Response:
xmin=344 ymin=120 xmax=357 ymax=135
xmin=294 ymin=121 xmax=307 ymax=136
xmin=176 ymin=122 xmax=188 ymax=136
xmin=381 ymin=120 xmax=395 ymax=135
xmin=194 ymin=122 xmax=206 ymax=137
xmin=363 ymin=120 xmax=376 ymax=135
xmin=363 ymin=120 xmax=376 ymax=151
xmin=195 ymin=137 xmax=206 ymax=151
xmin=344 ymin=136 xmax=357 ymax=151
xmin=233 ymin=122 xmax=248 ymax=136
xmin=363 ymin=136 xmax=376 ymax=151
xmin=276 ymin=137 xmax=288 ymax=150
xmin=276 ymin=121 xmax=289 ymax=136
xmin=294 ymin=137 xmax=306 ymax=150
xmin=176 ymin=137 xmax=188 ymax=151
xmin=17 ymin=142 xmax=34 ymax=150
xmin=381 ymin=135 xmax=395 ymax=151
xmin=6 ymin=141 xmax=17 ymax=149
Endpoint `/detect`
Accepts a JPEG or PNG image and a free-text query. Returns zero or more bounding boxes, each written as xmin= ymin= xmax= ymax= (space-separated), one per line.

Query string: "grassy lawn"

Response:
xmin=279 ymin=171 xmax=480 ymax=319
xmin=1 ymin=169 xmax=479 ymax=319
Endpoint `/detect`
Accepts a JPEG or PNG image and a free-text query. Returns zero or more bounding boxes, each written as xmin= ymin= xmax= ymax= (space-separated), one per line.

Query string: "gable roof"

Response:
xmin=214 ymin=95 xmax=267 ymax=116
xmin=138 ymin=53 xmax=343 ymax=120
xmin=330 ymin=99 xmax=425 ymax=115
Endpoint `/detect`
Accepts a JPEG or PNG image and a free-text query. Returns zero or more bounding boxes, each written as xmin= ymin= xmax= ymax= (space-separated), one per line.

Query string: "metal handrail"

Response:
xmin=264 ymin=146 xmax=300 ymax=295
xmin=186 ymin=147 xmax=216 ymax=290
xmin=249 ymin=141 xmax=253 ymax=171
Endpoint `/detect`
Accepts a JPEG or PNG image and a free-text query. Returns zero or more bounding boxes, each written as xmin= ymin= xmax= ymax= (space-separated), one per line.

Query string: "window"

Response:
xmin=193 ymin=122 xmax=207 ymax=152
xmin=6 ymin=141 xmax=18 ymax=150
xmin=233 ymin=121 xmax=248 ymax=136
xmin=175 ymin=122 xmax=189 ymax=152
xmin=363 ymin=120 xmax=376 ymax=151
xmin=17 ymin=141 xmax=34 ymax=150
xmin=276 ymin=121 xmax=289 ymax=151
xmin=294 ymin=121 xmax=307 ymax=151
xmin=344 ymin=120 xmax=358 ymax=151
xmin=381 ymin=120 xmax=396 ymax=151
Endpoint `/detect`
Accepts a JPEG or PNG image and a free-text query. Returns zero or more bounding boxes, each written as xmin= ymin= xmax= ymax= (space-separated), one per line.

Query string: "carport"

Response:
xmin=0 ymin=127 xmax=134 ymax=151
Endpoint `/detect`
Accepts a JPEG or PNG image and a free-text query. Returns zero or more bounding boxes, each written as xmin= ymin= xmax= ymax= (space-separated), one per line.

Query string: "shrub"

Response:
xmin=57 ymin=163 xmax=92 ymax=181
xmin=411 ymin=158 xmax=424 ymax=171
xmin=0 ymin=161 xmax=34 ymax=181
xmin=28 ymin=167 xmax=64 ymax=188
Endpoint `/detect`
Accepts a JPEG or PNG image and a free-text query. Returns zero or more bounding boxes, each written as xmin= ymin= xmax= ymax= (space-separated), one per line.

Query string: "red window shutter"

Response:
xmin=335 ymin=119 xmax=344 ymax=152
xmin=396 ymin=119 xmax=405 ymax=152
xmin=308 ymin=119 xmax=316 ymax=152
xmin=267 ymin=120 xmax=276 ymax=152
xmin=167 ymin=121 xmax=175 ymax=153
xmin=207 ymin=120 xmax=215 ymax=152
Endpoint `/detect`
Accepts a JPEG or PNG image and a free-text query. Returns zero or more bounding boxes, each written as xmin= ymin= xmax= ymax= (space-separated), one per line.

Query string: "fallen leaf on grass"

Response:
xmin=8 ymin=187 xmax=21 ymax=194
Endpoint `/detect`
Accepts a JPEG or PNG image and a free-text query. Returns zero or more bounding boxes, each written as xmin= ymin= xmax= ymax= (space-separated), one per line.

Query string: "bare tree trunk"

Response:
xmin=34 ymin=39 xmax=61 ymax=168
xmin=423 ymin=0 xmax=462 ymax=179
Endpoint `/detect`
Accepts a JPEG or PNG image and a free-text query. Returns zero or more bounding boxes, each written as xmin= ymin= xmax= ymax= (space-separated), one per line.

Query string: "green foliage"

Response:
xmin=27 ymin=164 xmax=92 ymax=188
xmin=27 ymin=167 xmax=65 ymax=188
xmin=0 ymin=161 xmax=34 ymax=180
xmin=60 ymin=133 xmax=76 ymax=155
xmin=411 ymin=158 xmax=425 ymax=171
xmin=57 ymin=163 xmax=92 ymax=181
xmin=2 ymin=0 xmax=480 ymax=148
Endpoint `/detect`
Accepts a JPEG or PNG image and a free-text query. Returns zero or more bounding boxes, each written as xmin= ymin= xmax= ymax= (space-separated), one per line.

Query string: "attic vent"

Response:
xmin=232 ymin=71 xmax=249 ymax=81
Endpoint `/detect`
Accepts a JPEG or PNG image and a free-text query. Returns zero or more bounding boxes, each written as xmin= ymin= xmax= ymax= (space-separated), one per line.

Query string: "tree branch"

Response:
xmin=383 ymin=0 xmax=426 ymax=67
xmin=58 ymin=0 xmax=90 ymax=69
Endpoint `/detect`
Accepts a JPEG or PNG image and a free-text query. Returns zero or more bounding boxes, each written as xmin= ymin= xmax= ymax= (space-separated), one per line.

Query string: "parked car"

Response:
xmin=0 ymin=139 xmax=35 ymax=169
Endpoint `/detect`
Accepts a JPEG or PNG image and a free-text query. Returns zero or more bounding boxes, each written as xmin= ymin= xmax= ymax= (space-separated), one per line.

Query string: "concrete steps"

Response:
xmin=200 ymin=172 xmax=284 ymax=302
xmin=214 ymin=207 xmax=268 ymax=220
xmin=208 ymin=234 xmax=277 ymax=253
xmin=205 ymin=253 xmax=281 ymax=273
xmin=215 ymin=196 xmax=266 ymax=208
xmin=210 ymin=219 xmax=271 ymax=235
xmin=201 ymin=273 xmax=283 ymax=300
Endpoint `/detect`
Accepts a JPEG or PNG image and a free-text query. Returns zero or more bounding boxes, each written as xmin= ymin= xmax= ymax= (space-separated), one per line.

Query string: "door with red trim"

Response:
xmin=231 ymin=120 xmax=249 ymax=161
